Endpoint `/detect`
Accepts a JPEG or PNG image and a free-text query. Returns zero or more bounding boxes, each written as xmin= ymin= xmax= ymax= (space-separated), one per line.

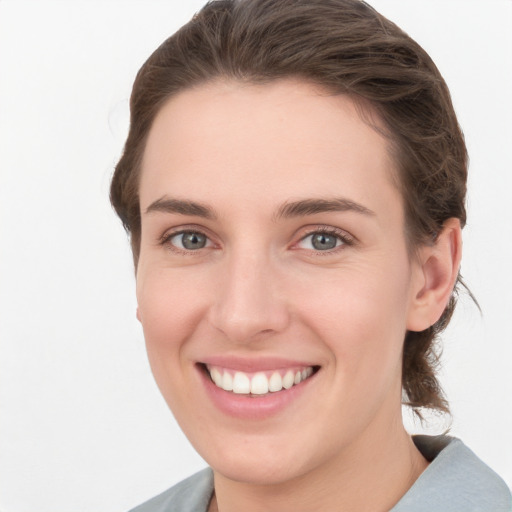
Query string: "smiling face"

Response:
xmin=136 ymin=79 xmax=425 ymax=485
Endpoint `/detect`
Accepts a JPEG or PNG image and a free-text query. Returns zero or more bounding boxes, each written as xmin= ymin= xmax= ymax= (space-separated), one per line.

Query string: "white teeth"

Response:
xmin=251 ymin=372 xmax=269 ymax=395
xmin=222 ymin=372 xmax=233 ymax=391
xmin=211 ymin=367 xmax=223 ymax=387
xmin=232 ymin=372 xmax=251 ymax=394
xmin=268 ymin=372 xmax=283 ymax=392
xmin=208 ymin=365 xmax=315 ymax=395
xmin=282 ymin=370 xmax=295 ymax=389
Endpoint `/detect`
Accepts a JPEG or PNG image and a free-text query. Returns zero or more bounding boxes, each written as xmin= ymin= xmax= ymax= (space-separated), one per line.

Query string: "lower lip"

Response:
xmin=198 ymin=365 xmax=317 ymax=420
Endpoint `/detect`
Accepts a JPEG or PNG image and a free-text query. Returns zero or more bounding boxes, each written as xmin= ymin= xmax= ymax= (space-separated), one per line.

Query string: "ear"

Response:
xmin=136 ymin=306 xmax=142 ymax=323
xmin=407 ymin=218 xmax=462 ymax=332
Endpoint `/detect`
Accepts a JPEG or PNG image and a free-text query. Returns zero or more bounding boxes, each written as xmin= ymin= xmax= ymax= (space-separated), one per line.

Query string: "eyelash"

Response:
xmin=294 ymin=226 xmax=355 ymax=254
xmin=158 ymin=227 xmax=214 ymax=255
xmin=159 ymin=226 xmax=355 ymax=254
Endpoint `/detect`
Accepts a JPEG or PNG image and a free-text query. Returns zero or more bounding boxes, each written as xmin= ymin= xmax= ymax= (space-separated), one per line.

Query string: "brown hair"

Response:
xmin=111 ymin=0 xmax=468 ymax=417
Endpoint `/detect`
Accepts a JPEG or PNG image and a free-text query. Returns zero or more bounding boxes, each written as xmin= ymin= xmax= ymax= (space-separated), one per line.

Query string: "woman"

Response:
xmin=111 ymin=0 xmax=512 ymax=510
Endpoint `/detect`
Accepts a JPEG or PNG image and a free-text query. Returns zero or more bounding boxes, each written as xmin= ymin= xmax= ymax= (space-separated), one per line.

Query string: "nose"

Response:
xmin=208 ymin=251 xmax=290 ymax=344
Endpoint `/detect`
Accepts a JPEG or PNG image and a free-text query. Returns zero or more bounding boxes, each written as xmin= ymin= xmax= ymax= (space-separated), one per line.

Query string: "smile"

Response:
xmin=206 ymin=365 xmax=316 ymax=396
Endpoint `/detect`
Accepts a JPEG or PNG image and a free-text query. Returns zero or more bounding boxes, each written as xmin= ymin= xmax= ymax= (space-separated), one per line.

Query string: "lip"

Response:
xmin=196 ymin=359 xmax=320 ymax=420
xmin=200 ymin=355 xmax=317 ymax=373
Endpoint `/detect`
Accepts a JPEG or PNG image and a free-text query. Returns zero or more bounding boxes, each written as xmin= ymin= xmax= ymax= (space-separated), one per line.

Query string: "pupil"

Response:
xmin=312 ymin=233 xmax=337 ymax=250
xmin=182 ymin=232 xmax=206 ymax=249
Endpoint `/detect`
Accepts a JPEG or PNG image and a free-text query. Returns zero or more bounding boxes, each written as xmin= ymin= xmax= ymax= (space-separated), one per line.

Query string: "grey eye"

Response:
xmin=310 ymin=233 xmax=339 ymax=250
xmin=296 ymin=231 xmax=344 ymax=251
xmin=172 ymin=232 xmax=208 ymax=250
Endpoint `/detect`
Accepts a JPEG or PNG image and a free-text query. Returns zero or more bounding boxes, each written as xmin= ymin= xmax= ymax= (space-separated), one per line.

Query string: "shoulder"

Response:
xmin=128 ymin=468 xmax=214 ymax=512
xmin=392 ymin=435 xmax=512 ymax=512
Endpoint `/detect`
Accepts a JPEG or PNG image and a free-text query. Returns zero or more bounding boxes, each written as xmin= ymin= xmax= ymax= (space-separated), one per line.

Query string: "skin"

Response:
xmin=135 ymin=79 xmax=461 ymax=511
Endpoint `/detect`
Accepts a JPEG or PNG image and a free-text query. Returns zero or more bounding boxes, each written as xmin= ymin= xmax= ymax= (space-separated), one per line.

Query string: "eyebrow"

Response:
xmin=145 ymin=197 xmax=217 ymax=219
xmin=144 ymin=196 xmax=374 ymax=221
xmin=274 ymin=198 xmax=375 ymax=220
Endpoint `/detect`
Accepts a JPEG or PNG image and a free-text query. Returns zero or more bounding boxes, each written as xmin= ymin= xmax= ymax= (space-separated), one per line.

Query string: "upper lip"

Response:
xmin=199 ymin=355 xmax=319 ymax=373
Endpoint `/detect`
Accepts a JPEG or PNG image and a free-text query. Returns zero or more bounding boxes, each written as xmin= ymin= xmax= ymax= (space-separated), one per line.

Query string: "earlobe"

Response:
xmin=407 ymin=218 xmax=462 ymax=332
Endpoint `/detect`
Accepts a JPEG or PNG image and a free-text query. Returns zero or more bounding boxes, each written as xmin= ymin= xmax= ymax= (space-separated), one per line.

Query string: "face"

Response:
xmin=136 ymin=80 xmax=424 ymax=485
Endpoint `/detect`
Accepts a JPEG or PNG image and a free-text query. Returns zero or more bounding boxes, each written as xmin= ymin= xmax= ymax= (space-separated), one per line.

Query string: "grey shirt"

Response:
xmin=129 ymin=436 xmax=512 ymax=512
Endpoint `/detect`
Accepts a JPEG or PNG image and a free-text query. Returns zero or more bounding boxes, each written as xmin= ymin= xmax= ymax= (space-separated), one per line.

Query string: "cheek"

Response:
xmin=137 ymin=265 xmax=206 ymax=331
xmin=136 ymin=269 xmax=207 ymax=388
xmin=294 ymin=259 xmax=411 ymax=377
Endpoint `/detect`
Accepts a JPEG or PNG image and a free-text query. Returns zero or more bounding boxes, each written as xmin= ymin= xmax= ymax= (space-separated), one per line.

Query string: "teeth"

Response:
xmin=207 ymin=365 xmax=315 ymax=396
xmin=232 ymin=372 xmax=250 ymax=394
xmin=251 ymin=373 xmax=269 ymax=395
xmin=282 ymin=370 xmax=294 ymax=389
xmin=268 ymin=372 xmax=283 ymax=392
xmin=211 ymin=367 xmax=223 ymax=387
xmin=222 ymin=372 xmax=233 ymax=391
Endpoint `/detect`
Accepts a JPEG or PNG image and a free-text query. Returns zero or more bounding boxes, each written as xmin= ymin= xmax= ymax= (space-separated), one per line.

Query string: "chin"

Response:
xmin=210 ymin=451 xmax=311 ymax=487
xmin=190 ymin=425 xmax=335 ymax=488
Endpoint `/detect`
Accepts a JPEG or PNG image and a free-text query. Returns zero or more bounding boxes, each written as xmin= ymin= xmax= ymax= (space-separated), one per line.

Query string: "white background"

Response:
xmin=0 ymin=1 xmax=511 ymax=511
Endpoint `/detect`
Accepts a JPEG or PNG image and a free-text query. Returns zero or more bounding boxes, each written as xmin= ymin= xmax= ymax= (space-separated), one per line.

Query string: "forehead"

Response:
xmin=139 ymin=79 xmax=399 ymax=216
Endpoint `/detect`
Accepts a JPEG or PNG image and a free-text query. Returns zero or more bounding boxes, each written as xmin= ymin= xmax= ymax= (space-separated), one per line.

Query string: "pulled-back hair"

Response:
xmin=111 ymin=0 xmax=468 ymax=417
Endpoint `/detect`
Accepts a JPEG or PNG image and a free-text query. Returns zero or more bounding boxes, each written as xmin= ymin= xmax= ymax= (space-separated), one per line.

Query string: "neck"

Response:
xmin=210 ymin=416 xmax=428 ymax=512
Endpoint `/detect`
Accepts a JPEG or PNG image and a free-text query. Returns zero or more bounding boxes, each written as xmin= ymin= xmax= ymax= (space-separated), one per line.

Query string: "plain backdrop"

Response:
xmin=0 ymin=1 xmax=511 ymax=511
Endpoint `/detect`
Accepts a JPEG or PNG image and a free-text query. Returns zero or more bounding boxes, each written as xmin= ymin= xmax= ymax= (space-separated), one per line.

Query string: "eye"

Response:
xmin=296 ymin=228 xmax=352 ymax=252
xmin=168 ymin=231 xmax=211 ymax=251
